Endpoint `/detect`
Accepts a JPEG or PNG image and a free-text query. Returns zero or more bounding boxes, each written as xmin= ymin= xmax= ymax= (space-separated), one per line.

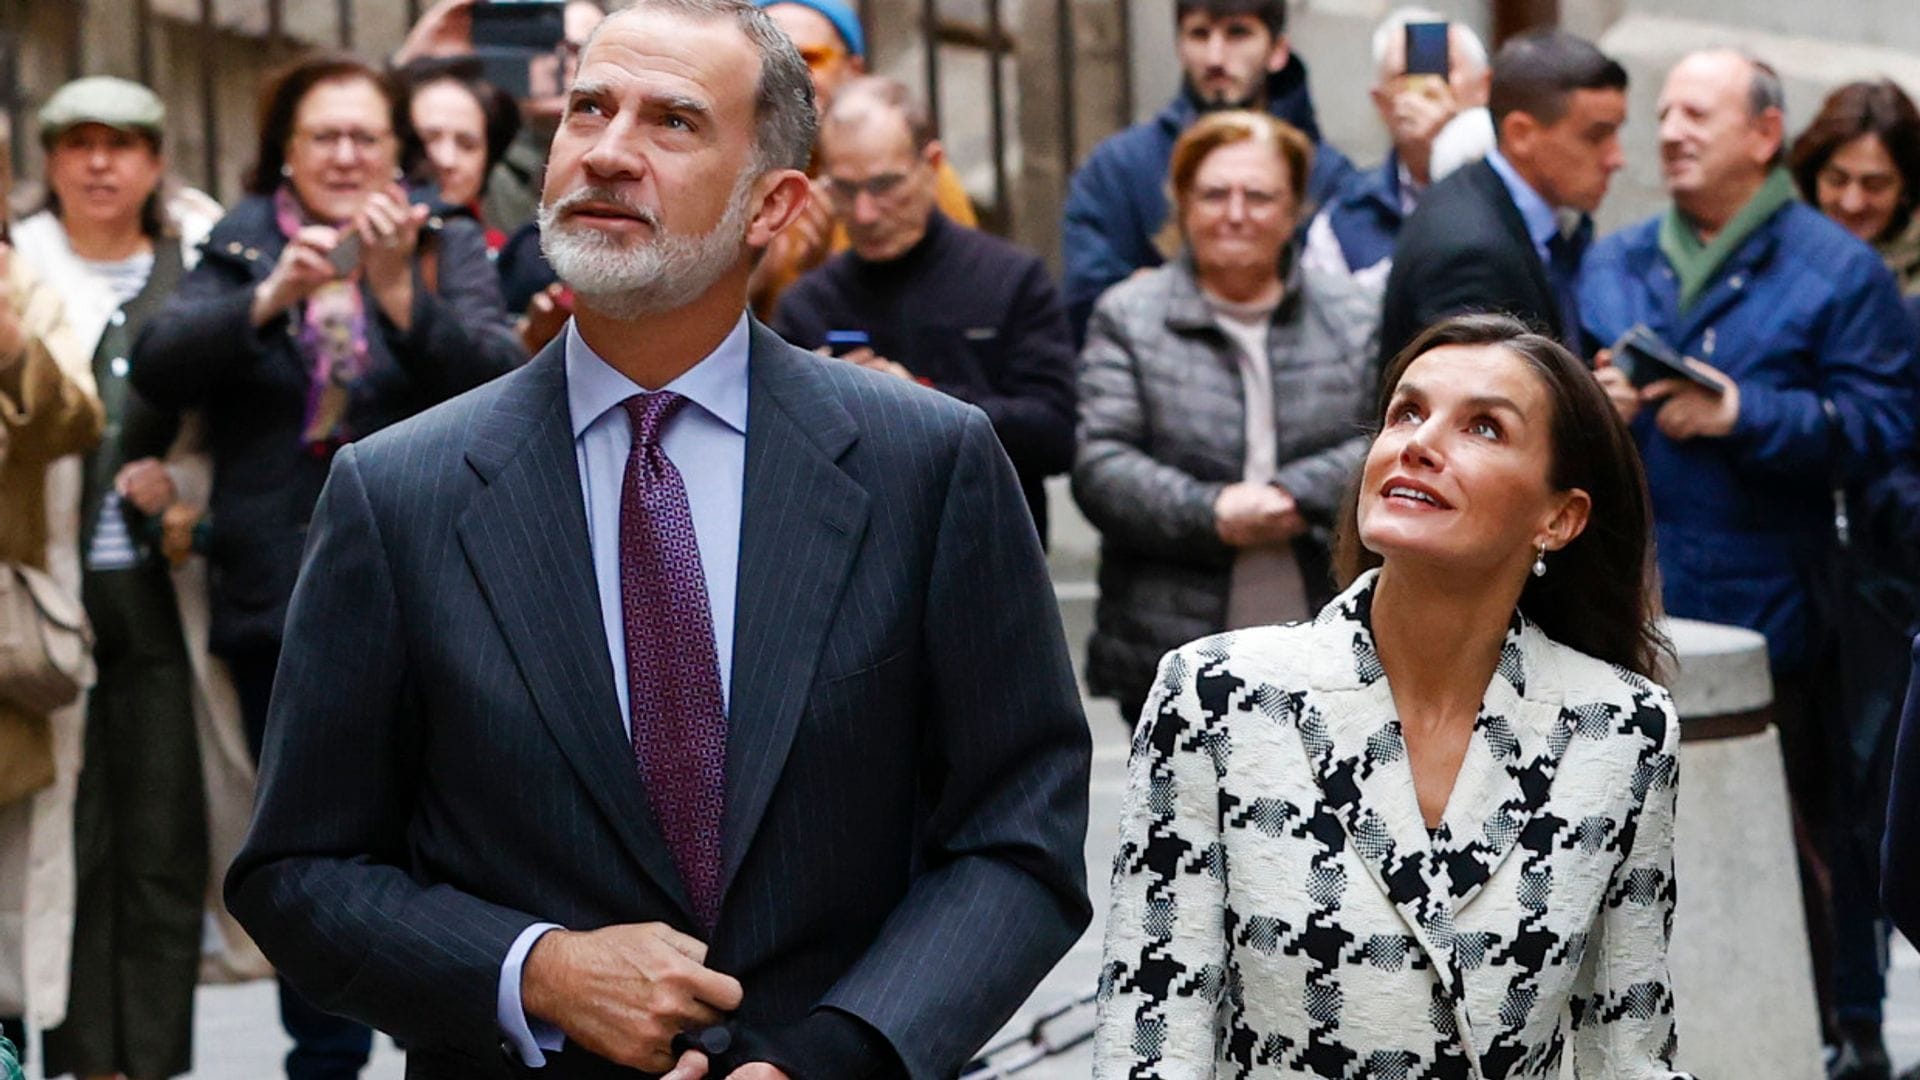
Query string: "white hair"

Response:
xmin=1370 ymin=7 xmax=1488 ymax=80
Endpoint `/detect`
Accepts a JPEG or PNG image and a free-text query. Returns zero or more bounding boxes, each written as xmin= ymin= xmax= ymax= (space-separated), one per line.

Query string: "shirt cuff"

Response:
xmin=497 ymin=922 xmax=567 ymax=1067
xmin=748 ymin=1007 xmax=898 ymax=1080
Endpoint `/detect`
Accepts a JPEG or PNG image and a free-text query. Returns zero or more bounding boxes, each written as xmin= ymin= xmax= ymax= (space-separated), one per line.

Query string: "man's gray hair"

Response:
xmin=1371 ymin=8 xmax=1489 ymax=79
xmin=599 ymin=0 xmax=818 ymax=171
xmin=1728 ymin=50 xmax=1786 ymax=165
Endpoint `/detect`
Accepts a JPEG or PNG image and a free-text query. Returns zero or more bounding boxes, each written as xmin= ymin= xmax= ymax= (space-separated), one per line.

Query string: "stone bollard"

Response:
xmin=1661 ymin=617 xmax=1825 ymax=1079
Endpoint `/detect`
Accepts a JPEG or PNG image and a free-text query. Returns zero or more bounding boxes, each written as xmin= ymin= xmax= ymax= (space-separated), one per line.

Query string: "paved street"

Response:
xmin=17 ymin=485 xmax=1920 ymax=1078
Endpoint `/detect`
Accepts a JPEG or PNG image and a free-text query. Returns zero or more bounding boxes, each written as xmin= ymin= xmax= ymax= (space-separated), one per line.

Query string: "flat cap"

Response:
xmin=39 ymin=76 xmax=165 ymax=141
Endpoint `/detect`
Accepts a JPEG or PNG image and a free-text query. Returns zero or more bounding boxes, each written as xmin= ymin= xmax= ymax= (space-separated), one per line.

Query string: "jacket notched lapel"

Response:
xmin=1431 ymin=624 xmax=1575 ymax=915
xmin=455 ymin=345 xmax=698 ymax=923
xmin=719 ymin=324 xmax=869 ymax=903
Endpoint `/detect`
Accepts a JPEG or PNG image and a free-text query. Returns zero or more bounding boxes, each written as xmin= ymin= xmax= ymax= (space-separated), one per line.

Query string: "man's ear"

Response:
xmin=849 ymin=54 xmax=867 ymax=76
xmin=1752 ymin=105 xmax=1786 ymax=167
xmin=923 ymin=138 xmax=946 ymax=170
xmin=1267 ymin=34 xmax=1291 ymax=75
xmin=745 ymin=168 xmax=814 ymax=249
xmin=1498 ymin=109 xmax=1538 ymax=159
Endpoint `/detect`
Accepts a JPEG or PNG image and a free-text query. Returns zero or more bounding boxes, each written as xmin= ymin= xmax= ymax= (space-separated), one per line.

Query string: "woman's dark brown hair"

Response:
xmin=245 ymin=53 xmax=406 ymax=196
xmin=1789 ymin=80 xmax=1920 ymax=240
xmin=394 ymin=56 xmax=523 ymax=200
xmin=1332 ymin=314 xmax=1670 ymax=679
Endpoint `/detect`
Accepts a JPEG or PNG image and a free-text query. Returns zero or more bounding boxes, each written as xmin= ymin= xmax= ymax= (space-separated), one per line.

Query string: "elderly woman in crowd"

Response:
xmin=0 ymin=113 xmax=100 ymax=1073
xmin=1096 ymin=315 xmax=1689 ymax=1078
xmin=1071 ymin=110 xmax=1379 ymax=726
xmin=396 ymin=56 xmax=520 ymax=253
xmin=129 ymin=53 xmax=519 ymax=1079
xmin=9 ymin=75 xmax=261 ymax=1080
xmin=1794 ymin=79 xmax=1920 ymax=1080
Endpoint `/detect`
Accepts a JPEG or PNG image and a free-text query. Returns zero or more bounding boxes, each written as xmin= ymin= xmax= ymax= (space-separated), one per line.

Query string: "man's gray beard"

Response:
xmin=537 ymin=175 xmax=754 ymax=321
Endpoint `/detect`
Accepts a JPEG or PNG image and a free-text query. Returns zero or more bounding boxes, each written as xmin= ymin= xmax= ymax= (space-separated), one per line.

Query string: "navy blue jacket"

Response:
xmin=1579 ymin=203 xmax=1916 ymax=673
xmin=1060 ymin=56 xmax=1355 ymax=343
xmin=1322 ymin=153 xmax=1409 ymax=274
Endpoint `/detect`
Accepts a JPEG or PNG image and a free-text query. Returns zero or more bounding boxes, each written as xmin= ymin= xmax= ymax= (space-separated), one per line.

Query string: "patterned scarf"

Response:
xmin=273 ymin=185 xmax=371 ymax=454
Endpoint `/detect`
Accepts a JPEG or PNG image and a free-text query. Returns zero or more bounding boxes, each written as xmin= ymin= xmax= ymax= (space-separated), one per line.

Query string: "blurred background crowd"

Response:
xmin=2 ymin=0 xmax=1920 ymax=1078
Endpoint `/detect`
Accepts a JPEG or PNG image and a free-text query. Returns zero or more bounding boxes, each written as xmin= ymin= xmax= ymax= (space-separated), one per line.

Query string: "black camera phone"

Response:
xmin=1405 ymin=21 xmax=1450 ymax=80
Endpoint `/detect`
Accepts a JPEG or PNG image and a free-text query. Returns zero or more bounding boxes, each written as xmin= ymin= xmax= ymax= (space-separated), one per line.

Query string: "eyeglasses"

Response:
xmin=1191 ymin=185 xmax=1286 ymax=214
xmin=798 ymin=43 xmax=846 ymax=72
xmin=825 ymin=172 xmax=911 ymax=204
xmin=296 ymin=128 xmax=394 ymax=155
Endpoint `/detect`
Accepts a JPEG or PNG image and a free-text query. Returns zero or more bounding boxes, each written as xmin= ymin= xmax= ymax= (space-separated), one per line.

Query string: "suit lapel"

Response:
xmin=719 ymin=324 xmax=869 ymax=898
xmin=1469 ymin=161 xmax=1561 ymax=338
xmin=1298 ymin=574 xmax=1492 ymax=1063
xmin=1431 ymin=622 xmax=1573 ymax=913
xmin=456 ymin=343 xmax=696 ymax=922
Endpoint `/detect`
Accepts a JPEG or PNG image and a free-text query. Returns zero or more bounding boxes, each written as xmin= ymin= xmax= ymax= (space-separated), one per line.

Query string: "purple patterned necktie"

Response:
xmin=619 ymin=391 xmax=727 ymax=930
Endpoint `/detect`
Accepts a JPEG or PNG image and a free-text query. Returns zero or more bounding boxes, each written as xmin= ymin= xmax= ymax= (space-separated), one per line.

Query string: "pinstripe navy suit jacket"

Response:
xmin=225 ymin=322 xmax=1093 ymax=1079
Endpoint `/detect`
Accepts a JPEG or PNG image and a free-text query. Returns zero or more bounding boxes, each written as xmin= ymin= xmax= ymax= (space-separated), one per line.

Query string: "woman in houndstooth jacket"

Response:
xmin=1094 ymin=315 xmax=1692 ymax=1079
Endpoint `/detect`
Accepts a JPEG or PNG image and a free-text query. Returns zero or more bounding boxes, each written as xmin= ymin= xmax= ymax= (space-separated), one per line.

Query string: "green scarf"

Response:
xmin=0 ymin=1031 xmax=19 ymax=1080
xmin=1658 ymin=167 xmax=1798 ymax=310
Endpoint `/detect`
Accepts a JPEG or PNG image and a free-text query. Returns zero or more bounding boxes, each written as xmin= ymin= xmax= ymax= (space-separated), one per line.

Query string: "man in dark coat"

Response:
xmin=225 ymin=4 xmax=1091 ymax=1078
xmin=772 ymin=77 xmax=1074 ymax=545
xmin=1377 ymin=30 xmax=1627 ymax=364
xmin=1059 ymin=0 xmax=1354 ymax=342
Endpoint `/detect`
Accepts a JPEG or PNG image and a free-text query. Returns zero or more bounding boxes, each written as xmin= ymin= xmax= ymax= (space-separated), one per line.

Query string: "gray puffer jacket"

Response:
xmin=1071 ymin=254 xmax=1379 ymax=707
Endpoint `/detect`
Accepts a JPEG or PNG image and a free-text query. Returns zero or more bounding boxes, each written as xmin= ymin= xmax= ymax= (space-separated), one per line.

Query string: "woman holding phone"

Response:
xmin=128 ymin=54 xmax=519 ymax=1077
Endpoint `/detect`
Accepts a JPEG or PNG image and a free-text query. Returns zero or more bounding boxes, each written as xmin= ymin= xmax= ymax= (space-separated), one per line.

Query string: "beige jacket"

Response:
xmin=0 ymin=252 xmax=98 ymax=1022
xmin=0 ymin=200 xmax=268 ymax=1029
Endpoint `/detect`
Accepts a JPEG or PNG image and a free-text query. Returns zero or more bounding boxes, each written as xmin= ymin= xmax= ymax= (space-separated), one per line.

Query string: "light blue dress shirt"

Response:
xmin=1485 ymin=147 xmax=1562 ymax=267
xmin=496 ymin=314 xmax=752 ymax=1066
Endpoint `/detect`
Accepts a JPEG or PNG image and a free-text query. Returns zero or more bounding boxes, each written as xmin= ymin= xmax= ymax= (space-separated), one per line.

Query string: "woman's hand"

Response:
xmin=517 ymin=283 xmax=574 ymax=356
xmin=115 ymin=458 xmax=177 ymax=515
xmin=1215 ymin=482 xmax=1306 ymax=547
xmin=251 ymin=225 xmax=342 ymax=327
xmin=360 ymin=185 xmax=431 ymax=332
xmin=159 ymin=504 xmax=203 ymax=567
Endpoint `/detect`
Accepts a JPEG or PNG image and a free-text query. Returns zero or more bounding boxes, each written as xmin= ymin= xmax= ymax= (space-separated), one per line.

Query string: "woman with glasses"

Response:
xmin=1072 ymin=111 xmax=1381 ymax=727
xmin=128 ymin=54 xmax=519 ymax=1079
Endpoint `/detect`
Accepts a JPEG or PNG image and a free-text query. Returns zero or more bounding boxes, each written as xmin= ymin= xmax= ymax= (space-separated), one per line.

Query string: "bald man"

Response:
xmin=1581 ymin=51 xmax=1916 ymax=1073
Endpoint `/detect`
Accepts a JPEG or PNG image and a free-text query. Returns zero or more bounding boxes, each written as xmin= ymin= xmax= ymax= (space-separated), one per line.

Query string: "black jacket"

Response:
xmin=130 ymin=194 xmax=523 ymax=656
xmin=1378 ymin=158 xmax=1565 ymax=365
xmin=771 ymin=212 xmax=1076 ymax=543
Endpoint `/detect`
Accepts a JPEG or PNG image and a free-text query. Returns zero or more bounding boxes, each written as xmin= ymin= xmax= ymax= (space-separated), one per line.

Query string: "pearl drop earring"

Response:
xmin=1532 ymin=544 xmax=1548 ymax=578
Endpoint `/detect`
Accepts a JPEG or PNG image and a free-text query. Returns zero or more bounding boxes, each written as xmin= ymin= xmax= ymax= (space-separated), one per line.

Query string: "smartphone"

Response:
xmin=473 ymin=1 xmax=567 ymax=98
xmin=470 ymin=0 xmax=566 ymax=50
xmin=825 ymin=330 xmax=871 ymax=356
xmin=1611 ymin=324 xmax=1725 ymax=396
xmin=327 ymin=231 xmax=361 ymax=276
xmin=1405 ymin=21 xmax=1451 ymax=80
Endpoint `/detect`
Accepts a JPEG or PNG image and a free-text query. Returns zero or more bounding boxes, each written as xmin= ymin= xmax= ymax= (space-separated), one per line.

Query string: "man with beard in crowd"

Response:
xmin=226 ymin=2 xmax=1091 ymax=1077
xmin=1059 ymin=0 xmax=1354 ymax=342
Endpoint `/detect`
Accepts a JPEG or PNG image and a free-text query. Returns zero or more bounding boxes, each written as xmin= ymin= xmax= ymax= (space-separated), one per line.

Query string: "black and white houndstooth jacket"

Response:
xmin=1094 ymin=570 xmax=1691 ymax=1079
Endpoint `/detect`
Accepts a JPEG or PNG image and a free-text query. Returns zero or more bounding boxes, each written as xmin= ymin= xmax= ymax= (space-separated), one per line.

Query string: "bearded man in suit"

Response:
xmin=225 ymin=3 xmax=1093 ymax=1077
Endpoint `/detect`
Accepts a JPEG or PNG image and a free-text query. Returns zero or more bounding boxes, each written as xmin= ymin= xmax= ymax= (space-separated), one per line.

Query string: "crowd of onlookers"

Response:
xmin=2 ymin=0 xmax=1920 ymax=1077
